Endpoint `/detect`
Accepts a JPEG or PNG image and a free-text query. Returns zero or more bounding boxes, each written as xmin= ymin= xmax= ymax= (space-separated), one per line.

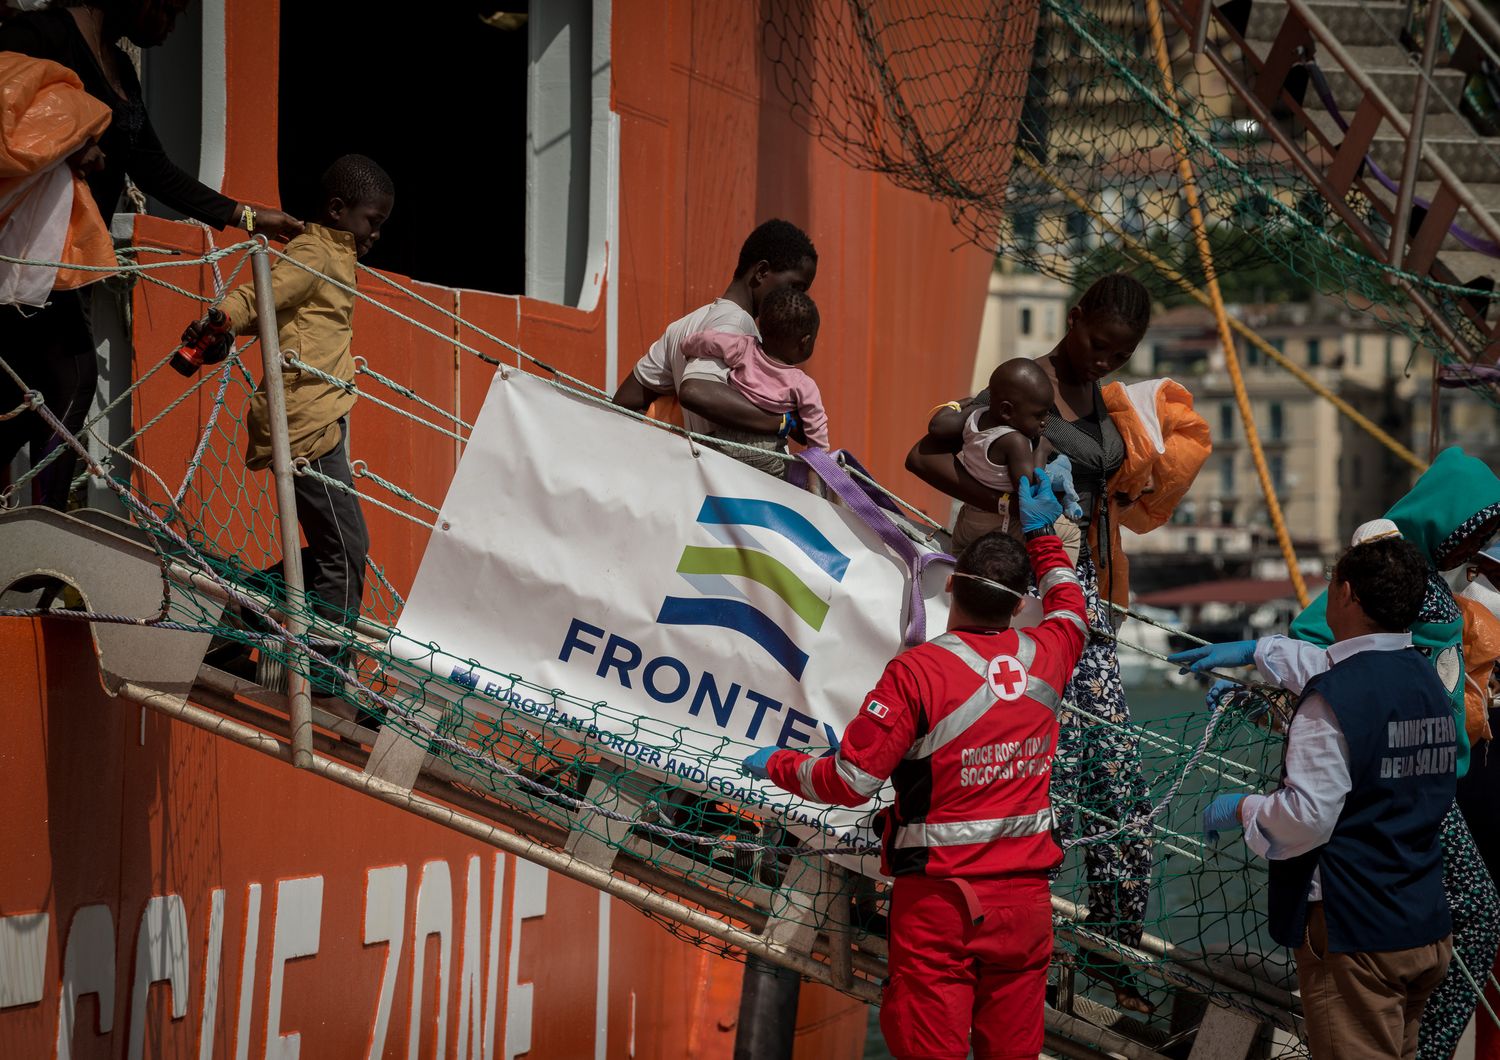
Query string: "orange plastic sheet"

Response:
xmin=0 ymin=51 xmax=115 ymax=303
xmin=1091 ymin=378 xmax=1213 ymax=614
xmin=1458 ymin=593 xmax=1500 ymax=744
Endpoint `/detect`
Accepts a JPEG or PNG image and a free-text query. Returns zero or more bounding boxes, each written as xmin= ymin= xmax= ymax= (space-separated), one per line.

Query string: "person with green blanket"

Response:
xmin=1173 ymin=447 xmax=1500 ymax=1059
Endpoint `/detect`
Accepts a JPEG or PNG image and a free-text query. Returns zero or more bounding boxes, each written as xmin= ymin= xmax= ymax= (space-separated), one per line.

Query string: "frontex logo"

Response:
xmin=656 ymin=496 xmax=850 ymax=681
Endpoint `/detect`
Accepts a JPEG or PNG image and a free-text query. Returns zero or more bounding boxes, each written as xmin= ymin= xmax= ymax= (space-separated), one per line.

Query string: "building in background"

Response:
xmin=1132 ymin=299 xmax=1421 ymax=589
xmin=969 ymin=265 xmax=1072 ymax=391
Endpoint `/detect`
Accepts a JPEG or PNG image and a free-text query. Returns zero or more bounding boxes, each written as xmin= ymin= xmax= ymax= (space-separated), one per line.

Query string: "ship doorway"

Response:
xmin=277 ymin=2 xmax=531 ymax=295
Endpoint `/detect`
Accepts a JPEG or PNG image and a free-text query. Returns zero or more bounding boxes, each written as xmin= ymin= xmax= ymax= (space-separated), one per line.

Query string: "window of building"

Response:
xmin=1354 ymin=340 xmax=1363 ymax=367
xmin=1020 ymin=307 xmax=1033 ymax=336
xmin=1013 ymin=207 xmax=1039 ymax=251
xmin=1219 ymin=401 xmax=1234 ymax=440
xmin=278 ymin=1 xmax=611 ymax=305
xmin=1066 ymin=209 xmax=1091 ymax=252
xmin=1307 ymin=339 xmax=1320 ymax=367
xmin=1185 ymin=534 xmax=1198 ymax=552
xmin=1220 ymin=456 xmax=1235 ymax=494
xmin=1270 ymin=454 xmax=1285 ymax=492
xmin=1269 ymin=401 xmax=1284 ymax=440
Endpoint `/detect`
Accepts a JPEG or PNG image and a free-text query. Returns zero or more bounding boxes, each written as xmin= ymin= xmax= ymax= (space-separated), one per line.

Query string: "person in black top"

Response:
xmin=0 ymin=0 xmax=301 ymax=509
xmin=906 ymin=273 xmax=1162 ymax=1013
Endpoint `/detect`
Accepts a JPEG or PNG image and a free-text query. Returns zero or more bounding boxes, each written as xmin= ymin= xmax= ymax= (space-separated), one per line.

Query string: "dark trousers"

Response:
xmin=292 ymin=423 xmax=370 ymax=628
xmin=0 ymin=292 xmax=98 ymax=509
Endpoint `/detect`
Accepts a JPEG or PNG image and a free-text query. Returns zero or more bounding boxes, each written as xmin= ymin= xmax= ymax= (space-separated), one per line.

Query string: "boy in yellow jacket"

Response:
xmin=185 ymin=154 xmax=393 ymax=684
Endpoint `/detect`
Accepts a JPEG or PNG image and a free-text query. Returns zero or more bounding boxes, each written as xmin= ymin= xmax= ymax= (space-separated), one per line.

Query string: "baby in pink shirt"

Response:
xmin=682 ymin=287 xmax=830 ymax=453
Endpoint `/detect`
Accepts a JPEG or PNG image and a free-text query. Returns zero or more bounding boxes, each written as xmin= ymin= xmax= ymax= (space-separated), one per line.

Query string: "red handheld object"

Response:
xmin=170 ymin=308 xmax=230 ymax=376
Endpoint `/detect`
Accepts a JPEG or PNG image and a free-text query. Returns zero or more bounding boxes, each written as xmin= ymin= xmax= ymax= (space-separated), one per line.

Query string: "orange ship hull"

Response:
xmin=0 ymin=1 xmax=1035 ymax=1054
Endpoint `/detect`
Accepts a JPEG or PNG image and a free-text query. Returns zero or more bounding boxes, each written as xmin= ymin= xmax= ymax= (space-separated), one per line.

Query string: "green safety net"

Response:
xmin=0 ymin=232 xmax=1305 ymax=1047
xmin=24 ymin=0 xmax=1500 ymax=1044
xmin=764 ymin=0 xmax=1500 ymax=397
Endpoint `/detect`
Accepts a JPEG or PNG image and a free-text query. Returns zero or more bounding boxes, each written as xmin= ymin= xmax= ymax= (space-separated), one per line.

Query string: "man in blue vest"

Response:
xmin=1199 ymin=533 xmax=1457 ymax=1059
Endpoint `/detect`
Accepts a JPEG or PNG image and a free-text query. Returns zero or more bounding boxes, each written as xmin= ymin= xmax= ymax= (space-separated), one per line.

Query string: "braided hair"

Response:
xmin=1078 ymin=273 xmax=1151 ymax=335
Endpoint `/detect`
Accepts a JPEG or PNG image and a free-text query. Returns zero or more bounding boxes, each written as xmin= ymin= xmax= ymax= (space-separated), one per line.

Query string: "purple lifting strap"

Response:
xmin=795 ymin=447 xmax=954 ymax=647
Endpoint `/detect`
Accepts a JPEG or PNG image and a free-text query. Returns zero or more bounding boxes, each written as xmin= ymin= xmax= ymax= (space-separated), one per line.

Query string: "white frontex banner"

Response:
xmin=391 ymin=369 xmax=953 ymax=874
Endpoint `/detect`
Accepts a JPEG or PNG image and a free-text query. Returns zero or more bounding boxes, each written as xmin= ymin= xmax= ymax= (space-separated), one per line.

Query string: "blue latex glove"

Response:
xmin=776 ymin=411 xmax=801 ymax=439
xmin=1045 ymin=454 xmax=1085 ymax=520
xmin=1167 ymin=640 xmax=1257 ymax=675
xmin=742 ymin=746 xmax=778 ymax=780
xmin=1205 ymin=677 xmax=1236 ymax=713
xmin=1018 ymin=467 xmax=1064 ymax=532
xmin=1202 ymin=793 xmax=1247 ymax=843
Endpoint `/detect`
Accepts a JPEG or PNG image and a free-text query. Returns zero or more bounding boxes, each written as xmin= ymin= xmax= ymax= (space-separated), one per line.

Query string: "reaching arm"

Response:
xmin=905 ymin=433 xmax=1005 ymax=510
xmin=997 ymin=431 xmax=1037 ymax=493
xmin=1017 ymin=472 xmax=1089 ymax=681
xmin=216 ymin=238 xmax=325 ymax=335
xmin=1254 ymin=635 xmax=1331 ymax=696
xmin=1241 ymin=694 xmax=1350 ymax=858
xmin=611 ymin=372 xmax=666 ymax=412
xmin=115 ymin=61 xmax=239 ymax=229
xmin=678 ymin=377 xmax=784 ymax=434
xmin=763 ymin=660 xmax=921 ymax=807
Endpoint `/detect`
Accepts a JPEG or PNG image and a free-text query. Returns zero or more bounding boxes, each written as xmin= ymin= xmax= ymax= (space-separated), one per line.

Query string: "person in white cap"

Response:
xmin=1173 ymin=446 xmax=1500 ymax=1060
xmin=1191 ymin=531 xmax=1455 ymax=1059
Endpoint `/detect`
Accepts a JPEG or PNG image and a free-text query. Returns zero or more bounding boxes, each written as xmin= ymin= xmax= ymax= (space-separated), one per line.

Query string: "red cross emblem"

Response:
xmin=986 ymin=654 xmax=1028 ymax=701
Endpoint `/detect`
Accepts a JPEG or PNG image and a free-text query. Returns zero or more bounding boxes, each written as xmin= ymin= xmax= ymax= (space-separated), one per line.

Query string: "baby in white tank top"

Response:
xmin=932 ymin=358 xmax=1084 ymax=551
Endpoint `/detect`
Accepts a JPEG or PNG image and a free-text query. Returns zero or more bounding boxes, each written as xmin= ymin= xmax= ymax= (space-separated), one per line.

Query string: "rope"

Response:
xmin=1013 ymin=151 xmax=1429 ymax=473
xmin=350 ymin=460 xmax=443 ymax=516
xmin=0 ymin=239 xmax=258 ymax=274
xmin=1143 ymin=0 xmax=1310 ymax=607
xmin=1448 ymin=946 xmax=1500 ymax=1030
xmin=283 ymin=355 xmax=468 ymax=444
xmin=1 ymin=340 xmax=1257 ymax=867
xmin=171 ymin=355 xmax=239 ymax=511
xmin=279 ymin=248 xmax=942 ymax=524
xmin=355 ymin=358 xmax=474 ymax=432
xmin=291 ymin=458 xmax=439 ymax=530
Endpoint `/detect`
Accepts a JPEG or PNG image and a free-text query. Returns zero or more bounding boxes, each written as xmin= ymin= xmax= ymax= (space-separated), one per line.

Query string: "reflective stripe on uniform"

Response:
xmin=834 ymin=753 xmax=883 ymax=797
xmin=894 ymin=806 xmax=1055 ymax=848
xmin=906 ymin=679 xmax=995 ymax=759
xmin=930 ymin=631 xmax=988 ymax=676
xmin=908 ymin=631 xmax=1060 ymax=758
xmin=1013 ymin=630 xmax=1037 ymax=670
xmin=1042 ymin=608 xmax=1088 ymax=633
xmin=1026 ymin=677 xmax=1061 ymax=713
xmin=1038 ymin=567 xmax=1082 ymax=594
xmin=796 ymin=757 xmax=819 ymax=801
xmin=1014 ymin=629 xmax=1064 ymax=714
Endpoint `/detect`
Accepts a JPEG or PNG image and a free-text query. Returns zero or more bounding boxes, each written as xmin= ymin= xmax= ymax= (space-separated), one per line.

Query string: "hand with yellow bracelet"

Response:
xmin=233 ymin=202 xmax=305 ymax=242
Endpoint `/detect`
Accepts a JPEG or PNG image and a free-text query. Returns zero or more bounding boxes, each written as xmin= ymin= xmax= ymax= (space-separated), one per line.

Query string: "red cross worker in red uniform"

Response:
xmin=743 ymin=469 xmax=1088 ymax=1059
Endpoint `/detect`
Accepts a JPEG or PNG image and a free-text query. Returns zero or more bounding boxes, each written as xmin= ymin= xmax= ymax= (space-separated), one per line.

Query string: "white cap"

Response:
xmin=1352 ymin=518 xmax=1402 ymax=546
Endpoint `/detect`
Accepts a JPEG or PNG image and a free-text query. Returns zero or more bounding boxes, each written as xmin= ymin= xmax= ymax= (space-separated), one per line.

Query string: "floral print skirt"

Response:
xmin=1050 ymin=548 xmax=1153 ymax=955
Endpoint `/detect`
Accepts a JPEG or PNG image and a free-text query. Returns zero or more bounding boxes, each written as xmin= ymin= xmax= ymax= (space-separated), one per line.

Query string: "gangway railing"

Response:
xmin=1167 ymin=0 xmax=1500 ymax=365
xmin=0 ymin=232 xmax=1376 ymax=1059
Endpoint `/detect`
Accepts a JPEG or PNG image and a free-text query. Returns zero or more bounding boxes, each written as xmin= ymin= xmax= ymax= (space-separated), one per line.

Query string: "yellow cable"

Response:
xmin=1013 ymin=153 xmax=1428 ymax=473
xmin=1141 ymin=0 xmax=1309 ymax=605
